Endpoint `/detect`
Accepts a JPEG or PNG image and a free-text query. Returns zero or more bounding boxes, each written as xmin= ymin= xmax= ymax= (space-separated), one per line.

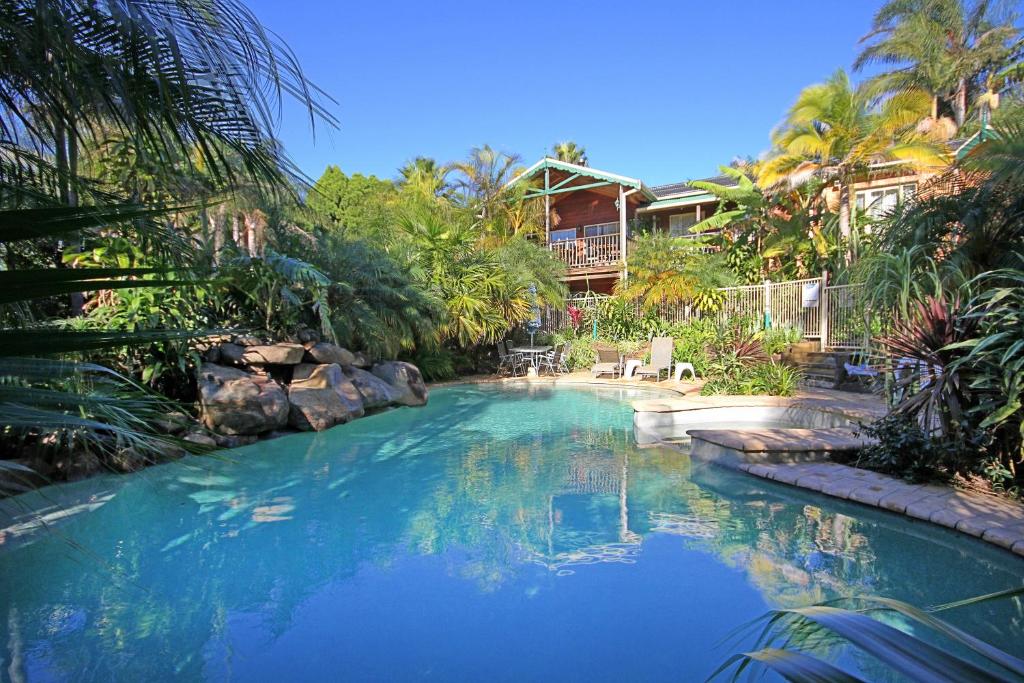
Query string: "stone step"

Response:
xmin=783 ymin=351 xmax=840 ymax=365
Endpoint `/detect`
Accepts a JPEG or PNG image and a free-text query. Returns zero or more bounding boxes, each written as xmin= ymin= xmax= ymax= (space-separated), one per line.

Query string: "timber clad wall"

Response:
xmin=551 ymin=190 xmax=636 ymax=238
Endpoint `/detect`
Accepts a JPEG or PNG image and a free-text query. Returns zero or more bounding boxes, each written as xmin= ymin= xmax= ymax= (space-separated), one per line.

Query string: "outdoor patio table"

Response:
xmin=509 ymin=345 xmax=552 ymax=377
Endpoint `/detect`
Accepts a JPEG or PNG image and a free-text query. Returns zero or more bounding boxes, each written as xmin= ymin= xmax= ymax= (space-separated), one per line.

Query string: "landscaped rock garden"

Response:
xmin=0 ymin=339 xmax=427 ymax=491
xmin=195 ymin=336 xmax=427 ymax=444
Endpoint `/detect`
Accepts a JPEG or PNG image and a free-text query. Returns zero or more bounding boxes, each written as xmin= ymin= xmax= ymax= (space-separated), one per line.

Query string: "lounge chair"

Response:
xmin=634 ymin=337 xmax=674 ymax=381
xmin=590 ymin=344 xmax=622 ymax=378
xmin=497 ymin=341 xmax=525 ymax=376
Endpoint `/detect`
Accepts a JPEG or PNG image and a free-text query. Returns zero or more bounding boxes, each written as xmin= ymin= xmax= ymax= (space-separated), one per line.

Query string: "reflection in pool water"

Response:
xmin=1 ymin=383 xmax=1022 ymax=681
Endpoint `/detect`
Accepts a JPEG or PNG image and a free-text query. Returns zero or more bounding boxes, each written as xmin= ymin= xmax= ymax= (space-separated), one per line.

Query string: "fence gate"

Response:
xmin=822 ymin=283 xmax=867 ymax=350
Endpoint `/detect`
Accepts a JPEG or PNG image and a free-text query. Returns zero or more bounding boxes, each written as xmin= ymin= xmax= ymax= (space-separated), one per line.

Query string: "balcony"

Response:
xmin=549 ymin=233 xmax=622 ymax=270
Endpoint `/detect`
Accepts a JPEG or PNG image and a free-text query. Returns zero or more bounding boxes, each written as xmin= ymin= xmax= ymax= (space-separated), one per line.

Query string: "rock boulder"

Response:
xmin=198 ymin=363 xmax=289 ymax=435
xmin=371 ymin=361 xmax=428 ymax=406
xmin=345 ymin=367 xmax=399 ymax=409
xmin=218 ymin=342 xmax=247 ymax=366
xmin=303 ymin=342 xmax=356 ymax=367
xmin=242 ymin=343 xmax=306 ymax=366
xmin=288 ymin=363 xmax=365 ymax=431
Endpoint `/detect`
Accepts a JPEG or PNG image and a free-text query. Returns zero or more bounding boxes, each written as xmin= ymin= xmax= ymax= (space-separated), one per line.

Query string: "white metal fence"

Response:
xmin=542 ymin=276 xmax=867 ymax=351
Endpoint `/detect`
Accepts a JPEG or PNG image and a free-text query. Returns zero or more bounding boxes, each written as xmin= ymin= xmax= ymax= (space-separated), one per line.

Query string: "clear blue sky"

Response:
xmin=247 ymin=0 xmax=888 ymax=187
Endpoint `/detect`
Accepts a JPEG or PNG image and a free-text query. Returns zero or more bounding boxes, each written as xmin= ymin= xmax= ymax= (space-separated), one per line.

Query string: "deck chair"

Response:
xmin=590 ymin=344 xmax=622 ymax=378
xmin=537 ymin=343 xmax=564 ymax=375
xmin=634 ymin=337 xmax=674 ymax=381
xmin=497 ymin=341 xmax=525 ymax=376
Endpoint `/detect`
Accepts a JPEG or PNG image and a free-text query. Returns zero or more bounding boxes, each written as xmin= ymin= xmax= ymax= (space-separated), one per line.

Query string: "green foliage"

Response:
xmin=307 ymin=234 xmax=445 ymax=360
xmin=761 ymin=326 xmax=803 ymax=356
xmin=0 ymin=204 xmax=206 ymax=484
xmin=714 ymin=587 xmax=1024 ymax=682
xmin=306 ymin=165 xmax=397 ymax=237
xmin=851 ymin=413 xmax=987 ymax=483
xmin=65 ymin=238 xmax=209 ymax=398
xmin=855 ymin=0 xmax=1021 ymax=128
xmin=701 ymin=361 xmax=801 ymax=397
xmin=397 ymin=201 xmax=565 ymax=349
xmin=614 ymin=233 xmax=735 ymax=310
xmin=216 ymin=248 xmax=335 ymax=341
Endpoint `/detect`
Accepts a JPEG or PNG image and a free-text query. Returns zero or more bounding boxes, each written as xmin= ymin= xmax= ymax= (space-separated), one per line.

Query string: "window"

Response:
xmin=549 ymin=228 xmax=576 ymax=243
xmin=584 ymin=221 xmax=619 ymax=237
xmin=669 ymin=211 xmax=697 ymax=237
xmin=855 ymin=183 xmax=917 ymax=219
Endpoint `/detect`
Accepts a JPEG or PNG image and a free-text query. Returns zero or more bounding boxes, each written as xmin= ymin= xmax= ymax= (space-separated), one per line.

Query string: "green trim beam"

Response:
xmin=525 ymin=180 xmax=614 ymax=198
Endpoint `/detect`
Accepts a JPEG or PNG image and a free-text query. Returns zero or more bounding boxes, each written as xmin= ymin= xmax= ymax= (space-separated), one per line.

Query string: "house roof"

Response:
xmin=505 ymin=158 xmax=658 ymax=201
xmin=638 ymin=173 xmax=743 ymax=212
xmin=649 ymin=173 xmax=741 ymax=200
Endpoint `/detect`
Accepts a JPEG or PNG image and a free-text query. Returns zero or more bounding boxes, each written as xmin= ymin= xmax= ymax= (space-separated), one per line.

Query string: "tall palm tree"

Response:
xmin=452 ymin=145 xmax=522 ymax=220
xmin=759 ymin=70 xmax=943 ymax=252
xmin=855 ymin=0 xmax=1020 ymax=128
xmin=551 ymin=141 xmax=588 ymax=166
xmin=398 ymin=156 xmax=452 ymax=198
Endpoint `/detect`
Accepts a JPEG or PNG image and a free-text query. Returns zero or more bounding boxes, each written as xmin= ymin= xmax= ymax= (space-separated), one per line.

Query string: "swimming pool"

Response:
xmin=1 ymin=383 xmax=1022 ymax=681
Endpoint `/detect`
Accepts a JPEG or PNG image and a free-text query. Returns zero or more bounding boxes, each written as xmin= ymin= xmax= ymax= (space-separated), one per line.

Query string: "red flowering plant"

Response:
xmin=566 ymin=305 xmax=583 ymax=335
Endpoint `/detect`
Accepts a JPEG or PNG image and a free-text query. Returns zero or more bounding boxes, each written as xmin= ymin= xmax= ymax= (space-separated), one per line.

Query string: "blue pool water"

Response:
xmin=1 ymin=383 xmax=1022 ymax=681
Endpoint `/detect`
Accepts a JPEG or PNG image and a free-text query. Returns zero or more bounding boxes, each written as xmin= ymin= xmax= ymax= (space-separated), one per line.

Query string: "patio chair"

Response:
xmin=537 ymin=343 xmax=564 ymax=375
xmin=590 ymin=344 xmax=622 ymax=378
xmin=634 ymin=337 xmax=674 ymax=381
xmin=497 ymin=341 xmax=525 ymax=376
xmin=538 ymin=342 xmax=572 ymax=375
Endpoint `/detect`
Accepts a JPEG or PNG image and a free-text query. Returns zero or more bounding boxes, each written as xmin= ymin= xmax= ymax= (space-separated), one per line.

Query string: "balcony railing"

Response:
xmin=549 ymin=233 xmax=621 ymax=269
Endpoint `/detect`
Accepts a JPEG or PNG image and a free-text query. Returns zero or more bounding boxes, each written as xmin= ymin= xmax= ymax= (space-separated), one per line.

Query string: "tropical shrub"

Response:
xmin=663 ymin=319 xmax=718 ymax=375
xmin=760 ymin=326 xmax=803 ymax=356
xmin=701 ymin=362 xmax=802 ymax=397
xmin=851 ymin=413 xmax=988 ymax=484
xmin=614 ymin=233 xmax=734 ymax=311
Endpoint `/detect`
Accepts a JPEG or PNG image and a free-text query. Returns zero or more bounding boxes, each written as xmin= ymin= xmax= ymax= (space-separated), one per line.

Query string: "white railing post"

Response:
xmin=819 ymin=270 xmax=829 ymax=351
xmin=763 ymin=279 xmax=771 ymax=329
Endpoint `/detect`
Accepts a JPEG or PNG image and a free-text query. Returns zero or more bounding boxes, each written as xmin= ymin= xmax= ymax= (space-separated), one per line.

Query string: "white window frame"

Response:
xmin=855 ymin=183 xmax=917 ymax=219
xmin=668 ymin=211 xmax=698 ymax=237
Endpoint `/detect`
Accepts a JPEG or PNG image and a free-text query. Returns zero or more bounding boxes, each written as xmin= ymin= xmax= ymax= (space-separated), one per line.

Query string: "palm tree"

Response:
xmin=452 ymin=145 xmax=522 ymax=220
xmin=0 ymin=0 xmax=333 ymax=478
xmin=398 ymin=156 xmax=452 ymax=198
xmin=759 ymin=70 xmax=943 ymax=253
xmin=551 ymin=141 xmax=588 ymax=166
xmin=615 ymin=233 xmax=734 ymax=312
xmin=855 ymin=0 xmax=1020 ymax=129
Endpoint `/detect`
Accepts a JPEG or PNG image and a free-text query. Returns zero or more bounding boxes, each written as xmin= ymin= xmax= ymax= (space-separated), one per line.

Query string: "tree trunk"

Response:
xmin=839 ymin=183 xmax=852 ymax=264
xmin=954 ymin=78 xmax=968 ymax=129
xmin=212 ymin=204 xmax=226 ymax=265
